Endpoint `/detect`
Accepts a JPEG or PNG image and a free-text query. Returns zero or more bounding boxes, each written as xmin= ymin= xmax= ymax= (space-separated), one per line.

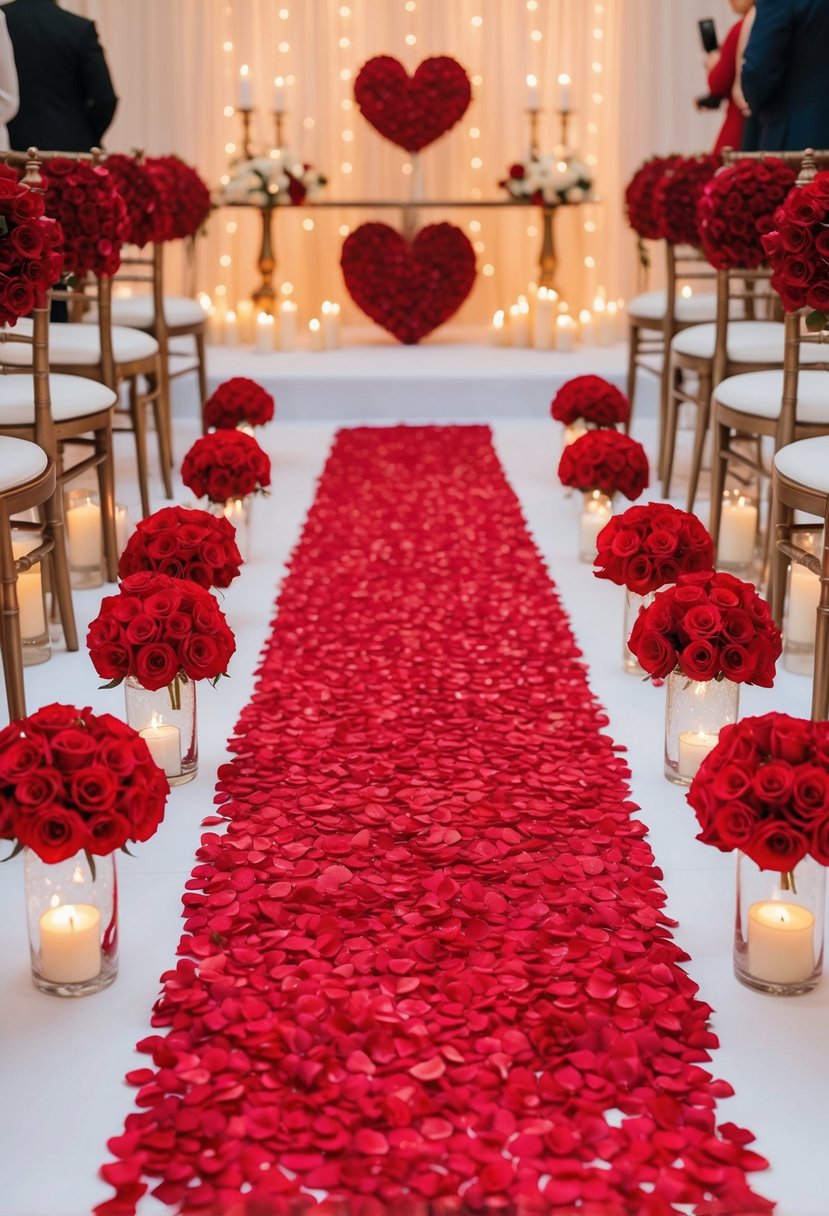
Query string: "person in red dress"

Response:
xmin=701 ymin=0 xmax=755 ymax=153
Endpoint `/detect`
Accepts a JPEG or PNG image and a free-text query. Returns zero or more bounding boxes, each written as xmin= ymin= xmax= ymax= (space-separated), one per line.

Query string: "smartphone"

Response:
xmin=698 ymin=18 xmax=718 ymax=53
xmin=696 ymin=94 xmax=723 ymax=110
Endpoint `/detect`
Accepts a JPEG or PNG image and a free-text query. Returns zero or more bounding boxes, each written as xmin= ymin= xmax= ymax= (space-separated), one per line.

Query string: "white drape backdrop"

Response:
xmin=58 ymin=0 xmax=738 ymax=325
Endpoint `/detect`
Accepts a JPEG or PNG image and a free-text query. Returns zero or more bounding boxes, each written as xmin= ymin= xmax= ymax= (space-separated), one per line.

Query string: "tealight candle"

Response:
xmin=526 ymin=73 xmax=541 ymax=111
xmin=677 ymin=730 xmax=719 ymax=780
xmin=255 ymin=311 xmax=275 ymax=353
xmin=786 ymin=562 xmax=821 ymax=648
xmin=747 ymin=899 xmax=816 ymax=985
xmin=237 ymin=64 xmax=253 ymax=110
xmin=556 ymin=313 xmax=576 ymax=352
xmin=532 ymin=287 xmax=556 ymax=351
xmin=719 ymin=494 xmax=758 ymax=569
xmin=39 ymin=901 xmax=102 ymax=984
xmin=321 ymin=300 xmax=342 ymax=349
xmin=139 ymin=714 xmax=182 ymax=778
xmin=278 ymin=300 xmax=298 ymax=351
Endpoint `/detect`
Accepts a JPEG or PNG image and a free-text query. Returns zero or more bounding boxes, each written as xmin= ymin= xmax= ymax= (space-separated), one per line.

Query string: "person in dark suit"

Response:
xmin=2 ymin=0 xmax=117 ymax=152
xmin=740 ymin=0 xmax=829 ymax=150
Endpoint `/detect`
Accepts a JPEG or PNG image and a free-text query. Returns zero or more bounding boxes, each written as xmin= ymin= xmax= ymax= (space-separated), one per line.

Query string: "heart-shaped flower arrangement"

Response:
xmin=353 ymin=55 xmax=472 ymax=152
xmin=341 ymin=222 xmax=477 ymax=344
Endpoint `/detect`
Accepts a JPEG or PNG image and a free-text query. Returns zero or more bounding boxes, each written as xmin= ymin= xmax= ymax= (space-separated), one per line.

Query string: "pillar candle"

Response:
xmin=593 ymin=296 xmax=612 ymax=346
xmin=255 ymin=312 xmax=275 ymax=353
xmin=787 ymin=562 xmax=821 ymax=647
xmin=509 ymin=303 xmax=530 ymax=348
xmin=114 ymin=505 xmax=130 ymax=557
xmin=556 ymin=314 xmax=576 ymax=352
xmin=532 ymin=287 xmax=556 ymax=351
xmin=719 ymin=495 xmax=758 ymax=568
xmin=677 ymin=730 xmax=719 ymax=781
xmin=558 ymin=73 xmax=571 ymax=112
xmin=66 ymin=499 xmax=102 ymax=570
xmin=526 ymin=74 xmax=540 ymax=111
xmin=237 ymin=300 xmax=255 ymax=344
xmin=308 ymin=318 xmax=324 ymax=351
xmin=491 ymin=309 xmax=509 ymax=346
xmin=578 ymin=309 xmax=594 ymax=346
xmin=139 ymin=715 xmax=182 ymax=779
xmin=206 ymin=306 xmax=224 ymax=346
xmin=321 ymin=301 xmax=342 ymax=349
xmin=224 ymin=310 xmax=240 ymax=347
xmin=747 ymin=900 xmax=816 ymax=985
xmin=273 ymin=75 xmax=287 ymax=115
xmin=278 ymin=300 xmax=298 ymax=351
xmin=606 ymin=300 xmax=619 ymax=342
xmin=237 ymin=64 xmax=253 ymax=110
xmin=39 ymin=902 xmax=102 ymax=984
xmin=11 ymin=537 xmax=46 ymax=642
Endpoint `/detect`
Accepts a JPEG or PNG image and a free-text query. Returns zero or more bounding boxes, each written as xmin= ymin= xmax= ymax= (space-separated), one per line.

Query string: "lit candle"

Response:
xmin=718 ymin=494 xmax=758 ymax=569
xmin=509 ymin=302 xmax=530 ymax=348
xmin=787 ymin=562 xmax=821 ymax=648
xmin=39 ymin=900 xmax=102 ymax=984
xmin=747 ymin=899 xmax=816 ymax=985
xmin=558 ymin=72 xmax=572 ymax=112
xmin=273 ymin=75 xmax=287 ymax=115
xmin=579 ymin=491 xmax=612 ymax=557
xmin=681 ymin=285 xmax=693 ymax=301
xmin=491 ymin=309 xmax=509 ymax=346
xmin=206 ymin=306 xmax=224 ymax=346
xmin=139 ymin=714 xmax=182 ymax=779
xmin=556 ymin=313 xmax=576 ymax=352
xmin=236 ymin=300 xmax=255 ymax=344
xmin=593 ymin=295 xmax=612 ymax=345
xmin=278 ymin=299 xmax=298 ymax=351
xmin=606 ymin=299 xmax=619 ymax=342
xmin=578 ymin=308 xmax=594 ymax=346
xmin=255 ymin=311 xmax=275 ymax=353
xmin=532 ymin=287 xmax=556 ymax=351
xmin=320 ymin=300 xmax=342 ymax=349
xmin=526 ymin=73 xmax=540 ymax=111
xmin=224 ymin=309 xmax=240 ymax=347
xmin=66 ymin=498 xmax=102 ymax=570
xmin=11 ymin=537 xmax=46 ymax=643
xmin=677 ymin=730 xmax=719 ymax=781
xmin=237 ymin=64 xmax=253 ymax=110
xmin=114 ymin=504 xmax=130 ymax=556
xmin=308 ymin=317 xmax=324 ymax=351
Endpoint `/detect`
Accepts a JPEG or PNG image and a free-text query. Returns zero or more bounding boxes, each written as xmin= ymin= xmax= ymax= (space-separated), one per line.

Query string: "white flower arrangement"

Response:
xmin=220 ymin=151 xmax=327 ymax=206
xmin=501 ymin=153 xmax=593 ymax=205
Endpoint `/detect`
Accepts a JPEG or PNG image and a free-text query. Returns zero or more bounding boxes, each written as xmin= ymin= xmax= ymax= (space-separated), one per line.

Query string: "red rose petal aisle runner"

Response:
xmin=98 ymin=426 xmax=773 ymax=1216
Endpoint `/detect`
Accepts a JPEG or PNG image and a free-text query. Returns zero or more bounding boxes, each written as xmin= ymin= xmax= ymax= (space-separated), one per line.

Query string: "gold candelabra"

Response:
xmin=527 ymin=108 xmax=541 ymax=159
xmin=558 ymin=108 xmax=572 ymax=149
xmin=238 ymin=108 xmax=253 ymax=160
xmin=274 ymin=112 xmax=286 ymax=149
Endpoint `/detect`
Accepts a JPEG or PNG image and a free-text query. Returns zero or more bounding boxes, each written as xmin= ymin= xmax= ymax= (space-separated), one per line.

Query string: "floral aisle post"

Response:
xmin=628 ymin=570 xmax=782 ymax=784
xmin=118 ymin=507 xmax=243 ymax=589
xmin=550 ymin=375 xmax=629 ymax=449
xmin=557 ymin=430 xmax=649 ymax=561
xmin=144 ymin=156 xmax=212 ymax=242
xmin=41 ymin=158 xmax=130 ymax=280
xmin=688 ymin=713 xmax=829 ymax=994
xmin=0 ymin=703 xmax=169 ymax=995
xmin=86 ymin=572 xmax=236 ymax=784
xmin=697 ymin=157 xmax=798 ymax=272
xmin=593 ymin=502 xmax=714 ymax=673
xmin=763 ymin=167 xmax=829 ymax=333
xmin=651 ymin=153 xmax=721 ymax=247
xmin=623 ymin=154 xmax=682 ymax=267
xmin=0 ymin=169 xmax=65 ymax=324
xmin=180 ymin=429 xmax=271 ymax=561
xmin=202 ymin=377 xmax=276 ymax=436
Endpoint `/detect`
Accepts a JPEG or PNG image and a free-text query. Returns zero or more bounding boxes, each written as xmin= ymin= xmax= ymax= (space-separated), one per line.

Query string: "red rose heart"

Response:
xmin=354 ymin=55 xmax=472 ymax=152
xmin=341 ymin=222 xmax=477 ymax=344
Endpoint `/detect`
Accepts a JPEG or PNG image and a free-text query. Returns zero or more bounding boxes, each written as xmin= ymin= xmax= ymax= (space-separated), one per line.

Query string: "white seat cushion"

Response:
xmin=0 ymin=374 xmax=117 ymax=426
xmin=108 ymin=295 xmax=207 ymax=329
xmin=629 ymin=290 xmax=718 ymax=324
xmin=715 ymin=370 xmax=829 ymax=424
xmin=775 ymin=435 xmax=829 ymax=493
xmin=671 ymin=320 xmax=827 ymax=365
xmin=1 ymin=319 xmax=158 ymax=366
xmin=0 ymin=435 xmax=48 ymax=491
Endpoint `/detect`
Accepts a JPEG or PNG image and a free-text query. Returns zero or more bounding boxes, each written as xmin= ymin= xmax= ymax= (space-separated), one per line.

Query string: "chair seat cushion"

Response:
xmin=775 ymin=435 xmax=829 ymax=492
xmin=2 ymin=319 xmax=158 ymax=366
xmin=0 ymin=435 xmax=48 ymax=491
xmin=628 ymin=289 xmax=718 ymax=324
xmin=670 ymin=320 xmax=827 ymax=365
xmin=107 ymin=295 xmax=207 ymax=329
xmin=0 ymin=374 xmax=117 ymax=425
xmin=715 ymin=370 xmax=829 ymax=424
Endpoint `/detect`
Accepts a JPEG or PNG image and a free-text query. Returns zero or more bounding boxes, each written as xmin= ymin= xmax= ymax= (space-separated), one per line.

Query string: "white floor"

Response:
xmin=1 ymin=354 xmax=826 ymax=1216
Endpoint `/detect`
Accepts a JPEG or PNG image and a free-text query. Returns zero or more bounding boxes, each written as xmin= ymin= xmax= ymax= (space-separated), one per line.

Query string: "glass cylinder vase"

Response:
xmin=24 ymin=848 xmax=118 ymax=996
xmin=623 ymin=589 xmax=655 ymax=676
xmin=211 ymin=495 xmax=252 ymax=563
xmin=124 ymin=674 xmax=198 ymax=785
xmin=783 ymin=560 xmax=820 ymax=676
xmin=579 ymin=491 xmax=613 ymax=563
xmin=11 ymin=529 xmax=50 ymax=666
xmin=734 ymin=852 xmax=825 ymax=995
xmin=663 ymin=669 xmax=739 ymax=785
xmin=65 ymin=487 xmax=104 ymax=589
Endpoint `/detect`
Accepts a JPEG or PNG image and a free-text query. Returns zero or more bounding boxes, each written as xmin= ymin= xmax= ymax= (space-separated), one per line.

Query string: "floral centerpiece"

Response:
xmin=652 ymin=153 xmax=721 ymax=246
xmin=219 ymin=152 xmax=326 ymax=207
xmin=762 ymin=170 xmax=829 ymax=331
xmin=624 ymin=154 xmax=682 ymax=240
xmin=203 ymin=377 xmax=275 ymax=430
xmin=551 ymin=375 xmax=629 ymax=430
xmin=501 ymin=153 xmax=592 ymax=205
xmin=101 ymin=154 xmax=163 ymax=248
xmin=696 ymin=157 xmax=797 ymax=270
xmin=594 ymin=502 xmax=714 ymax=596
xmin=145 ymin=155 xmax=212 ymax=240
xmin=118 ymin=506 xmax=243 ymax=590
xmin=41 ymin=158 xmax=129 ymax=278
xmin=0 ymin=173 xmax=65 ymax=324
xmin=558 ymin=429 xmax=649 ymax=501
xmin=181 ymin=429 xmax=272 ymax=504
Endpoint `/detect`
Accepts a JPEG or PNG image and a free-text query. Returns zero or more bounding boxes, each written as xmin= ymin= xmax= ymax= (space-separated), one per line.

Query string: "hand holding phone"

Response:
xmin=698 ymin=18 xmax=718 ymax=53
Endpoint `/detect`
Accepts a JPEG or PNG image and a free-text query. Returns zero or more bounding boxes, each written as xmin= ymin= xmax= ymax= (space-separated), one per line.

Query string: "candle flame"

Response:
xmin=240 ymin=64 xmax=249 ymax=78
xmin=274 ymin=75 xmax=284 ymax=87
xmin=681 ymin=285 xmax=693 ymax=299
xmin=50 ymin=893 xmax=60 ymax=909
xmin=558 ymin=72 xmax=571 ymax=85
xmin=493 ymin=309 xmax=504 ymax=328
xmin=309 ymin=318 xmax=321 ymax=332
xmin=526 ymin=73 xmax=538 ymax=87
xmin=72 ymin=864 xmax=84 ymax=884
xmin=150 ymin=713 xmax=163 ymax=729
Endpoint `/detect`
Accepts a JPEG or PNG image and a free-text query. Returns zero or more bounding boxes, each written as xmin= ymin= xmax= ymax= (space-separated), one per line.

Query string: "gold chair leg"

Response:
xmin=0 ymin=514 xmax=27 ymax=721
xmin=626 ymin=324 xmax=639 ymax=434
xmin=95 ymin=425 xmax=119 ymax=582
xmin=811 ymin=592 xmax=829 ymax=721
xmin=708 ymin=417 xmax=730 ymax=555
xmin=130 ymin=376 xmax=151 ymax=520
xmin=195 ymin=329 xmax=209 ymax=434
xmin=686 ymin=373 xmax=712 ymax=514
xmin=149 ymin=366 xmax=174 ymax=500
xmin=769 ymin=486 xmax=790 ymax=628
xmin=661 ymin=357 xmax=682 ymax=499
xmin=43 ymin=484 xmax=78 ymax=651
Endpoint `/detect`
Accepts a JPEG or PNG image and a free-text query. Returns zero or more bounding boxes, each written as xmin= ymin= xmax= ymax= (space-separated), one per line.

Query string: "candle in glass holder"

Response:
xmin=532 ymin=287 xmax=556 ymax=350
xmin=11 ymin=535 xmax=47 ymax=644
xmin=278 ymin=300 xmax=298 ymax=351
xmin=66 ymin=496 xmax=102 ymax=570
xmin=719 ymin=494 xmax=757 ymax=568
xmin=677 ymin=730 xmax=719 ymax=780
xmin=139 ymin=714 xmax=182 ymax=778
xmin=255 ymin=312 xmax=275 ymax=353
xmin=747 ymin=899 xmax=816 ymax=985
xmin=556 ymin=314 xmax=576 ymax=352
xmin=526 ymin=73 xmax=541 ymax=111
xmin=114 ymin=504 xmax=130 ymax=556
xmin=39 ymin=900 xmax=102 ymax=984
xmin=579 ymin=491 xmax=612 ymax=556
xmin=321 ymin=301 xmax=342 ymax=349
xmin=237 ymin=300 xmax=255 ymax=344
xmin=786 ymin=561 xmax=821 ymax=648
xmin=557 ymin=72 xmax=572 ymax=111
xmin=237 ymin=64 xmax=253 ymax=110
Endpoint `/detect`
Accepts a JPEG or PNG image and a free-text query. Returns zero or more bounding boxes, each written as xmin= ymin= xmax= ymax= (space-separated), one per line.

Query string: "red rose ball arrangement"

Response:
xmin=118 ymin=506 xmax=243 ymax=590
xmin=0 ymin=703 xmax=169 ymax=863
xmin=203 ymin=377 xmax=276 ymax=431
xmin=623 ymin=154 xmax=682 ymax=240
xmin=652 ymin=153 xmax=721 ymax=247
xmin=181 ymin=430 xmax=272 ymax=504
xmin=594 ymin=502 xmax=715 ymax=596
xmin=628 ymin=570 xmax=782 ymax=687
xmin=41 ymin=157 xmax=129 ymax=279
xmin=0 ymin=173 xmax=64 ymax=325
xmin=558 ymin=430 xmax=650 ymax=502
xmin=763 ymin=170 xmax=829 ymax=328
xmin=696 ymin=157 xmax=797 ymax=271
xmin=101 ymin=153 xmax=164 ymax=248
xmin=144 ymin=155 xmax=212 ymax=241
xmin=550 ymin=375 xmax=630 ymax=429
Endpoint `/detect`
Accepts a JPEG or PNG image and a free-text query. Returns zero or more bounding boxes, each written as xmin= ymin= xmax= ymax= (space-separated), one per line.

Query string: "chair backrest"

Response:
xmin=664 ymin=242 xmax=715 ymax=330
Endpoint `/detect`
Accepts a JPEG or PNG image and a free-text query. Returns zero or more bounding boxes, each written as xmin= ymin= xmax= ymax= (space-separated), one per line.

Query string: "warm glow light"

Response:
xmin=302 ymin=218 xmax=315 ymax=231
xmin=469 ymin=220 xmax=481 ymax=232
xmin=223 ymin=40 xmax=233 ymax=52
xmin=340 ymin=68 xmax=351 ymax=80
xmin=470 ymin=156 xmax=482 ymax=169
xmin=225 ymin=142 xmax=236 ymax=154
xmin=482 ymin=264 xmax=495 ymax=276
xmin=526 ymin=73 xmax=537 ymax=87
xmin=281 ymin=281 xmax=294 ymax=295
xmin=472 ymin=74 xmax=483 ymax=86
xmin=526 ymin=225 xmax=537 ymax=237
xmin=279 ymin=40 xmax=290 ymax=52
xmin=341 ymin=162 xmax=352 ymax=173
xmin=558 ymin=72 xmax=571 ymax=86
xmin=471 ymin=15 xmax=483 ymax=27
xmin=469 ymin=127 xmax=480 ymax=139
xmin=341 ymin=99 xmax=353 ymax=110
xmin=220 ymin=254 xmax=231 ymax=267
xmin=223 ymin=105 xmax=234 ymax=117
xmin=339 ymin=224 xmax=350 ymax=237
xmin=303 ymin=116 xmax=315 ymax=129
xmin=342 ymin=130 xmax=354 ymax=142
xmin=405 ymin=33 xmax=417 ymax=45
xmin=584 ymin=221 xmax=596 ymax=233
xmin=530 ymin=29 xmax=542 ymax=40
xmin=339 ymin=36 xmax=350 ymax=48
xmin=240 ymin=63 xmax=249 ymax=77
xmin=474 ymin=240 xmax=485 ymax=253
xmin=339 ymin=4 xmax=351 ymax=14
xmin=585 ymin=256 xmax=596 ymax=268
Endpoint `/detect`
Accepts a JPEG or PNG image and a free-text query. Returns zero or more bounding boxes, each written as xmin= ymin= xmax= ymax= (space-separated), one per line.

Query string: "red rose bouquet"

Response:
xmin=203 ymin=377 xmax=276 ymax=430
xmin=0 ymin=175 xmax=64 ymax=325
xmin=624 ymin=155 xmax=682 ymax=239
xmin=41 ymin=158 xmax=129 ymax=278
xmin=652 ymin=153 xmax=721 ymax=246
xmin=594 ymin=502 xmax=714 ymax=595
xmin=550 ymin=375 xmax=629 ymax=428
xmin=102 ymin=154 xmax=164 ymax=248
xmin=0 ymin=703 xmax=169 ymax=864
xmin=144 ymin=156 xmax=212 ymax=241
xmin=181 ymin=429 xmax=271 ymax=503
xmin=762 ymin=170 xmax=829 ymax=330
xmin=86 ymin=571 xmax=236 ymax=697
xmin=628 ymin=570 xmax=782 ymax=686
xmin=118 ymin=506 xmax=243 ymax=589
xmin=557 ymin=430 xmax=649 ymax=501
xmin=689 ymin=712 xmax=829 ymax=872
xmin=696 ymin=158 xmax=797 ymax=271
